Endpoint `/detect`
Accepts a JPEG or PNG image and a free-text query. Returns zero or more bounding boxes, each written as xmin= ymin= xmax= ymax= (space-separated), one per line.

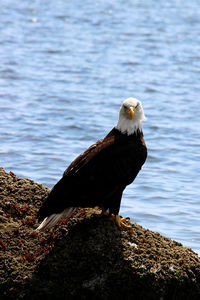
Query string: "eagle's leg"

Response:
xmin=109 ymin=214 xmax=132 ymax=229
xmin=106 ymin=188 xmax=132 ymax=229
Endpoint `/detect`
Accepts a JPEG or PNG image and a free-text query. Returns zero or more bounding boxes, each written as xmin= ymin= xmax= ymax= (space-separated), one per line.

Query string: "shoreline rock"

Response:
xmin=0 ymin=167 xmax=200 ymax=299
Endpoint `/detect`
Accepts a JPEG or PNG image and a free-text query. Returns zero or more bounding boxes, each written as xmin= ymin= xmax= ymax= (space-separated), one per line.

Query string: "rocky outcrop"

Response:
xmin=0 ymin=167 xmax=200 ymax=299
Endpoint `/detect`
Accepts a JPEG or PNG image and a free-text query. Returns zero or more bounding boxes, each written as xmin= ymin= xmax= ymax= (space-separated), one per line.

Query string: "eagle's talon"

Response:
xmin=109 ymin=214 xmax=132 ymax=229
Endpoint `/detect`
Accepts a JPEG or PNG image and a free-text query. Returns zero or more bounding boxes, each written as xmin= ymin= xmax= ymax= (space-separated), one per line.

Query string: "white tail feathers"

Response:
xmin=36 ymin=207 xmax=77 ymax=232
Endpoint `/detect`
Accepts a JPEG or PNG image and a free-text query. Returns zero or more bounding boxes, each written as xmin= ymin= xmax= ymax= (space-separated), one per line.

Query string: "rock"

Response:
xmin=0 ymin=167 xmax=200 ymax=299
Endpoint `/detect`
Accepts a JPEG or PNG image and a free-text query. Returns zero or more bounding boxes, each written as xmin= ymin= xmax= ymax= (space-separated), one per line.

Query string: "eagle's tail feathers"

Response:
xmin=36 ymin=207 xmax=76 ymax=232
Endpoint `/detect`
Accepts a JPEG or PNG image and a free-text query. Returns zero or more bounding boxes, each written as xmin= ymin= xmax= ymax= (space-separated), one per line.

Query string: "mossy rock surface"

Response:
xmin=0 ymin=167 xmax=200 ymax=300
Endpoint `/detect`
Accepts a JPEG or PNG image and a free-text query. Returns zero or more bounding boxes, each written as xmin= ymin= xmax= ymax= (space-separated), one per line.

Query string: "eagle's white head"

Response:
xmin=115 ymin=97 xmax=146 ymax=135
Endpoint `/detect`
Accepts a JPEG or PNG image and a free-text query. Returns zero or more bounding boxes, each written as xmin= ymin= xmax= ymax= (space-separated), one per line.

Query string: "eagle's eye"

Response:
xmin=135 ymin=103 xmax=139 ymax=109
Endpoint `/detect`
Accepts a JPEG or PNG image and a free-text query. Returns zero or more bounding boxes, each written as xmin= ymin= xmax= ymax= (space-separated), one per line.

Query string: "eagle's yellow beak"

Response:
xmin=129 ymin=106 xmax=135 ymax=120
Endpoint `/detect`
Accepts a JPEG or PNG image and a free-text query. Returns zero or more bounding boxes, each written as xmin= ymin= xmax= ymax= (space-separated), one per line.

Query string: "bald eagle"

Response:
xmin=36 ymin=98 xmax=147 ymax=231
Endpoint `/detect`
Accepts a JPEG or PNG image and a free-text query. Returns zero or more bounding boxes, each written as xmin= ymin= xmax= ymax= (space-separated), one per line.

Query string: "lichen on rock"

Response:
xmin=0 ymin=167 xmax=200 ymax=299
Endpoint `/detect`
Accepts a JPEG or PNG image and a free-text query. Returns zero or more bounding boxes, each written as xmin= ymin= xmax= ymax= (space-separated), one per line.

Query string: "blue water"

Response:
xmin=1 ymin=0 xmax=200 ymax=254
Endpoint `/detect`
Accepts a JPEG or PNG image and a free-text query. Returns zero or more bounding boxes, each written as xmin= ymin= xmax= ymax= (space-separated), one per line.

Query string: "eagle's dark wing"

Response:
xmin=38 ymin=130 xmax=147 ymax=219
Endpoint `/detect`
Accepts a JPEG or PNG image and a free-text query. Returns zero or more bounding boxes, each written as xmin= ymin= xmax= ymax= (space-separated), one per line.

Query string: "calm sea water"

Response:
xmin=0 ymin=0 xmax=200 ymax=254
